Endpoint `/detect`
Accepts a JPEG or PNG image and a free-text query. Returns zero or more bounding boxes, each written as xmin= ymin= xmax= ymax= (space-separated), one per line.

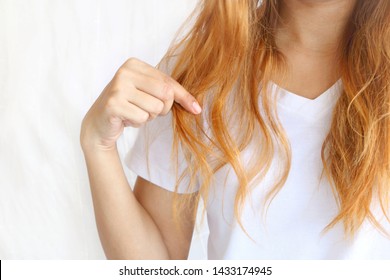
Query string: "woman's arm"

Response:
xmin=133 ymin=176 xmax=198 ymax=259
xmin=82 ymin=146 xmax=196 ymax=259
xmin=80 ymin=58 xmax=201 ymax=259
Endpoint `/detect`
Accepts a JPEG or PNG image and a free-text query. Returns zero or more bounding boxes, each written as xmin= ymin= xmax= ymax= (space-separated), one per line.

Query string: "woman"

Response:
xmin=80 ymin=0 xmax=390 ymax=259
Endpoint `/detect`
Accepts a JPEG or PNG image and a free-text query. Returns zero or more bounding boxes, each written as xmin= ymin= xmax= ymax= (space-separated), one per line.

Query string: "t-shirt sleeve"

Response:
xmin=125 ymin=112 xmax=199 ymax=194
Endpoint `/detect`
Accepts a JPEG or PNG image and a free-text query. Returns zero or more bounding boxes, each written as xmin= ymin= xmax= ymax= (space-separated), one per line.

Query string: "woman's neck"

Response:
xmin=277 ymin=0 xmax=357 ymax=55
xmin=273 ymin=0 xmax=357 ymax=99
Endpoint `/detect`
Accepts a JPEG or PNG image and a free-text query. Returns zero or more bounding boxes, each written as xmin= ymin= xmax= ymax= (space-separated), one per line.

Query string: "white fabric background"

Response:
xmin=0 ymin=0 xmax=208 ymax=259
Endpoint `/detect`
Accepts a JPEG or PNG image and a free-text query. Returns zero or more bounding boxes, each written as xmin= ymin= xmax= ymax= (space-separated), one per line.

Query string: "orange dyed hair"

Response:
xmin=161 ymin=0 xmax=390 ymax=237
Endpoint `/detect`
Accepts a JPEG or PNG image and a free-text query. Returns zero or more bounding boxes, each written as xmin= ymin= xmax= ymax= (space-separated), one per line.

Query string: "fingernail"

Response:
xmin=192 ymin=101 xmax=202 ymax=114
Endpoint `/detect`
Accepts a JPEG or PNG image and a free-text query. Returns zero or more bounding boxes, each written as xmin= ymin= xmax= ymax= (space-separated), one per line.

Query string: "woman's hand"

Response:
xmin=80 ymin=58 xmax=201 ymax=151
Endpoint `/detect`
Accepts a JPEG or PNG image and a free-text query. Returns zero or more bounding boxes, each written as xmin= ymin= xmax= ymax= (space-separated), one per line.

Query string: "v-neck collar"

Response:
xmin=272 ymin=79 xmax=343 ymax=121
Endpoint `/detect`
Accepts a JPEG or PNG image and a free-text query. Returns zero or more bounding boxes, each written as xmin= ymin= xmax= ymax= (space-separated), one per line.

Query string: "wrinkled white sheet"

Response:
xmin=0 ymin=0 xmax=207 ymax=259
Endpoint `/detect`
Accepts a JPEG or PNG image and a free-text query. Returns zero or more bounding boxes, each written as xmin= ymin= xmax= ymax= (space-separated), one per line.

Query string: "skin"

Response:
xmin=275 ymin=0 xmax=357 ymax=99
xmin=80 ymin=58 xmax=201 ymax=259
xmin=80 ymin=0 xmax=358 ymax=259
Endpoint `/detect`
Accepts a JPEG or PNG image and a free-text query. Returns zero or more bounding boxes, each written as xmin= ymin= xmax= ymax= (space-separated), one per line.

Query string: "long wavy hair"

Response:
xmin=161 ymin=0 xmax=390 ymax=237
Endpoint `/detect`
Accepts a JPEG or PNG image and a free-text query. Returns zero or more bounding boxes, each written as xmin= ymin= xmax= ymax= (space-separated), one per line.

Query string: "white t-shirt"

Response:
xmin=125 ymin=81 xmax=390 ymax=259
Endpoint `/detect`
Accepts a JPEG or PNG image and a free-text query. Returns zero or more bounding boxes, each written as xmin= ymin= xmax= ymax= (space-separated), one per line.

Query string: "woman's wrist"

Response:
xmin=80 ymin=138 xmax=118 ymax=156
xmin=80 ymin=126 xmax=118 ymax=154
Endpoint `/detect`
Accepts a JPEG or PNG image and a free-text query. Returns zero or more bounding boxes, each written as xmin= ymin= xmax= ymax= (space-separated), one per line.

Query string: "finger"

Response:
xmin=126 ymin=88 xmax=166 ymax=117
xmin=122 ymin=57 xmax=165 ymax=79
xmin=116 ymin=102 xmax=150 ymax=128
xmin=123 ymin=72 xmax=174 ymax=102
xmin=121 ymin=58 xmax=202 ymax=114
xmin=129 ymin=71 xmax=202 ymax=115
xmin=169 ymin=79 xmax=202 ymax=115
xmin=111 ymin=71 xmax=172 ymax=115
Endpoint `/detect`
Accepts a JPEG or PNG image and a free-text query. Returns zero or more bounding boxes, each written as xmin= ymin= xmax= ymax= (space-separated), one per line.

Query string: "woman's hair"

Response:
xmin=162 ymin=0 xmax=390 ymax=237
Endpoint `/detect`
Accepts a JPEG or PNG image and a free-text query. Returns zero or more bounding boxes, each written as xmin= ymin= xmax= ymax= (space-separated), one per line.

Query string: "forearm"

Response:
xmin=82 ymin=146 xmax=169 ymax=259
